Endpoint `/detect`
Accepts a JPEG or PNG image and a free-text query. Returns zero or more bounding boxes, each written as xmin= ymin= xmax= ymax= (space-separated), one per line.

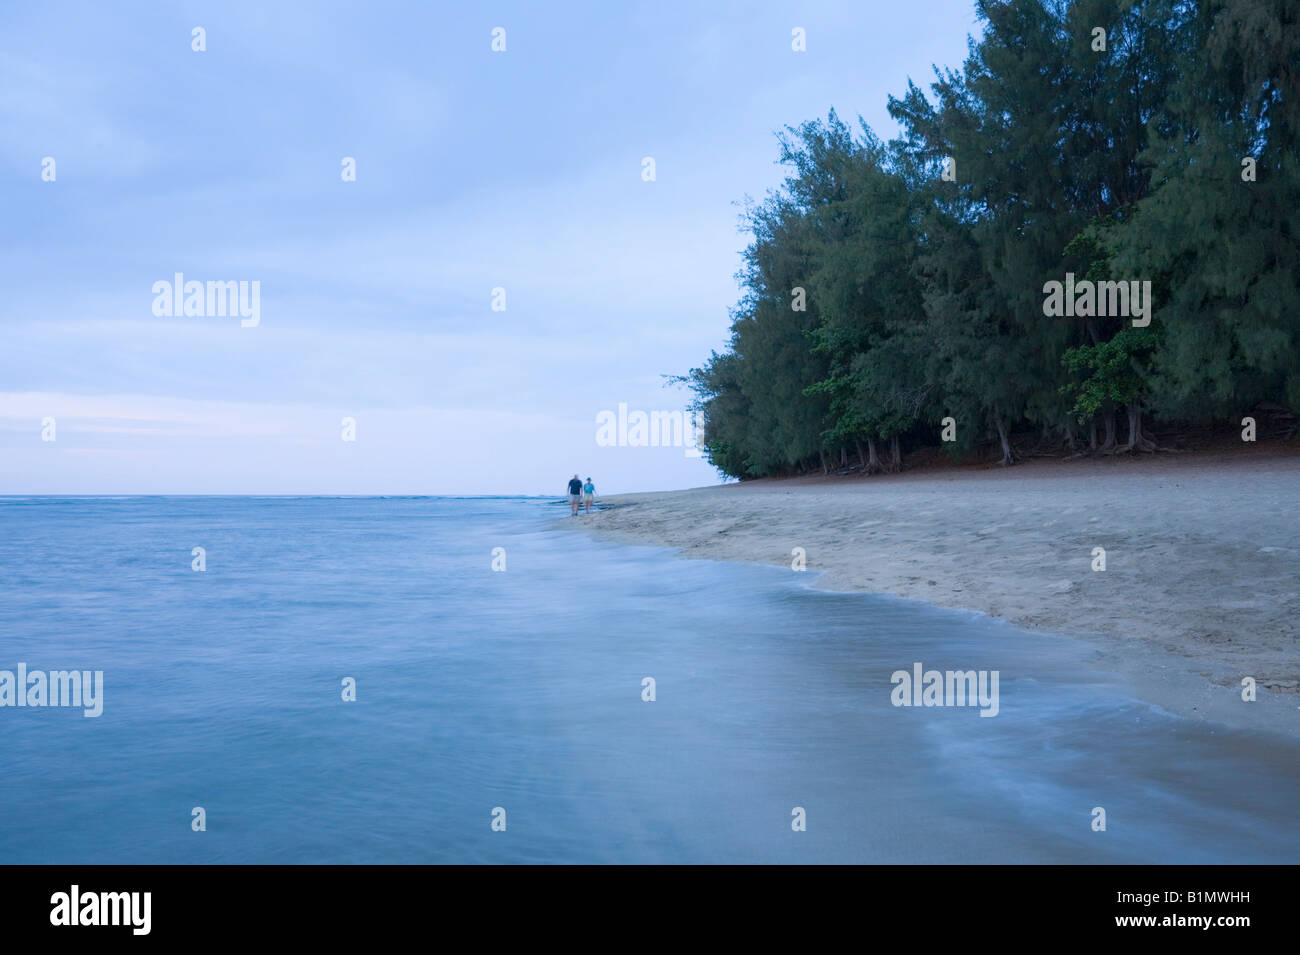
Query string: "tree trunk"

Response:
xmin=995 ymin=416 xmax=1015 ymax=467
xmin=888 ymin=435 xmax=902 ymax=472
xmin=865 ymin=437 xmax=882 ymax=474
xmin=1088 ymin=417 xmax=1097 ymax=451
xmin=1099 ymin=405 xmax=1117 ymax=451
xmin=855 ymin=439 xmax=867 ymax=470
xmin=1126 ymin=398 xmax=1157 ymax=452
xmin=819 ymin=449 xmax=829 ymax=475
xmin=839 ymin=446 xmax=848 ymax=468
xmin=1064 ymin=418 xmax=1076 ymax=451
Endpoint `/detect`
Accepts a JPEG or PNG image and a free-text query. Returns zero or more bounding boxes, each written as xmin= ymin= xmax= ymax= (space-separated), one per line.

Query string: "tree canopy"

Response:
xmin=682 ymin=0 xmax=1300 ymax=477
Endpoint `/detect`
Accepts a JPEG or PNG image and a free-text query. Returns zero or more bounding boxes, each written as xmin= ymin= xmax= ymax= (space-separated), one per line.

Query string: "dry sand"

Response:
xmin=570 ymin=448 xmax=1300 ymax=738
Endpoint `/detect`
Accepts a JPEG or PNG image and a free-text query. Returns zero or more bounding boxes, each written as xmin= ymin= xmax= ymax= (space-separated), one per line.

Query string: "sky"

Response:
xmin=0 ymin=0 xmax=978 ymax=494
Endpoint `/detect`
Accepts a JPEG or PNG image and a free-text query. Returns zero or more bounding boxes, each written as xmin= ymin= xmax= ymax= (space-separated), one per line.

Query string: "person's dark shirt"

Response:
xmin=567 ymin=478 xmax=583 ymax=495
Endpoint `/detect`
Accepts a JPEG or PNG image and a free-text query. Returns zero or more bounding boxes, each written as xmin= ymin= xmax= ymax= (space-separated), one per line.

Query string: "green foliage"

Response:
xmin=682 ymin=0 xmax=1299 ymax=478
xmin=1061 ymin=326 xmax=1159 ymax=416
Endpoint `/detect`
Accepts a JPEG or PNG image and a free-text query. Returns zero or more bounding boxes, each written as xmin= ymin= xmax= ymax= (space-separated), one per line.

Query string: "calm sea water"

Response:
xmin=1 ymin=496 xmax=1297 ymax=864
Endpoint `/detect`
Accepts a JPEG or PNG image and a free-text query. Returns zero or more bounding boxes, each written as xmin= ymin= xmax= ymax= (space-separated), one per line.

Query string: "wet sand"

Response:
xmin=570 ymin=449 xmax=1300 ymax=738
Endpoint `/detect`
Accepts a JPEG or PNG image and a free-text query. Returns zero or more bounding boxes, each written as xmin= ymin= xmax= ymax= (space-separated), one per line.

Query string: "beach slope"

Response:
xmin=572 ymin=451 xmax=1300 ymax=736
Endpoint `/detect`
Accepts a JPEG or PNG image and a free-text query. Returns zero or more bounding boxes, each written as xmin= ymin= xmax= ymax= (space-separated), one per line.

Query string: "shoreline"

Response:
xmin=567 ymin=448 xmax=1300 ymax=739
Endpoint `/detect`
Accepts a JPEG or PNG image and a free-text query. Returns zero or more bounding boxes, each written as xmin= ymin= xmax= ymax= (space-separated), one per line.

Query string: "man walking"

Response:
xmin=567 ymin=474 xmax=583 ymax=515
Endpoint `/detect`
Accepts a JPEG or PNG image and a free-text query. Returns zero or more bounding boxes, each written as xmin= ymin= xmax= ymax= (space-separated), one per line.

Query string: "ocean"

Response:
xmin=1 ymin=496 xmax=1297 ymax=863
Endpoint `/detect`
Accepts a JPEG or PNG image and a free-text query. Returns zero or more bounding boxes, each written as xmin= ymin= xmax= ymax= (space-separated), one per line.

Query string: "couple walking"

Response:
xmin=567 ymin=474 xmax=596 ymax=515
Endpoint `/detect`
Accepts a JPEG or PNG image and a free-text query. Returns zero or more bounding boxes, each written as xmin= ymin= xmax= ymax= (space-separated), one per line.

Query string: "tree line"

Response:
xmin=680 ymin=0 xmax=1299 ymax=477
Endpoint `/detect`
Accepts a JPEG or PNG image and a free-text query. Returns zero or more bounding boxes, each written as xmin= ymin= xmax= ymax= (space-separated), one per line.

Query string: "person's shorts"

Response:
xmin=569 ymin=494 xmax=581 ymax=503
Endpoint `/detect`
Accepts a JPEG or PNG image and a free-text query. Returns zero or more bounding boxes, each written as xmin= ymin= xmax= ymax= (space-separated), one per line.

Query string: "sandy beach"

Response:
xmin=572 ymin=448 xmax=1300 ymax=738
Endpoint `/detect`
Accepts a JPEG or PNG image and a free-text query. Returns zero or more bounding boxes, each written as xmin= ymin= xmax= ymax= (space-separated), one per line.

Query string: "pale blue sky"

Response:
xmin=1 ymin=0 xmax=977 ymax=494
